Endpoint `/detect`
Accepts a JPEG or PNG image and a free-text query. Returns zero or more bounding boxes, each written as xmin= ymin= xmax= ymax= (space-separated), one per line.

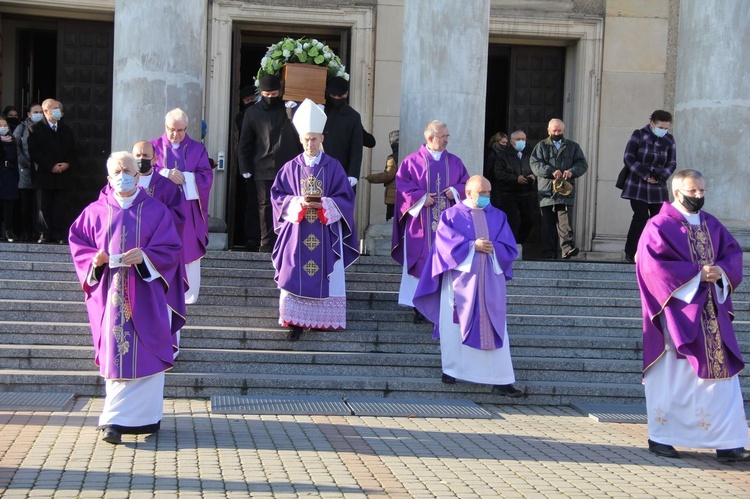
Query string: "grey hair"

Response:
xmin=548 ymin=118 xmax=565 ymax=129
xmin=165 ymin=108 xmax=189 ymax=127
xmin=106 ymin=151 xmax=137 ymax=174
xmin=671 ymin=169 xmax=703 ymax=192
xmin=510 ymin=130 xmax=526 ymax=140
xmin=424 ymin=120 xmax=448 ymax=140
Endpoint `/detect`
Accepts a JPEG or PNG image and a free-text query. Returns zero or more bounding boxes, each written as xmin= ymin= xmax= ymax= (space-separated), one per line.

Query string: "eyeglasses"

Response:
xmin=166 ymin=126 xmax=187 ymax=134
xmin=436 ymin=134 xmax=450 ymax=139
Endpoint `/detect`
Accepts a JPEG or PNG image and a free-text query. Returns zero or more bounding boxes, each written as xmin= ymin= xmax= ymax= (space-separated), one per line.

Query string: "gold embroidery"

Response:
xmin=654 ymin=407 xmax=667 ymax=425
xmin=685 ymin=221 xmax=727 ymax=379
xmin=305 ymin=208 xmax=318 ymax=223
xmin=301 ymin=173 xmax=323 ymax=199
xmin=304 ymin=234 xmax=320 ymax=251
xmin=303 ymin=260 xmax=320 ymax=277
xmin=697 ymin=409 xmax=712 ymax=430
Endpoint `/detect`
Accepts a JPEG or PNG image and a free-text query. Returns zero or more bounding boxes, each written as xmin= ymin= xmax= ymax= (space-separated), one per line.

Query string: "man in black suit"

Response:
xmin=27 ymin=98 xmax=77 ymax=243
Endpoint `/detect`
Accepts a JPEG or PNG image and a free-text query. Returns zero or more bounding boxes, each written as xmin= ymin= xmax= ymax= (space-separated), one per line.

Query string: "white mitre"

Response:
xmin=292 ymin=98 xmax=327 ymax=135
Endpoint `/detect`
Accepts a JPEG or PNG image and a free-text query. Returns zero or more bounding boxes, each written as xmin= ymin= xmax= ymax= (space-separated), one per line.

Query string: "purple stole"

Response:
xmin=413 ymin=203 xmax=517 ymax=349
xmin=150 ymin=134 xmax=213 ymax=264
xmin=271 ymin=153 xmax=358 ymax=298
xmin=636 ymin=202 xmax=744 ymax=379
xmin=69 ymin=190 xmax=186 ymax=380
xmin=392 ymin=145 xmax=469 ymax=279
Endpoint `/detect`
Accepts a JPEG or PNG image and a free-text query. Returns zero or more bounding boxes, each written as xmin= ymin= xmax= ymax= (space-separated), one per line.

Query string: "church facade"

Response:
xmin=1 ymin=0 xmax=747 ymax=256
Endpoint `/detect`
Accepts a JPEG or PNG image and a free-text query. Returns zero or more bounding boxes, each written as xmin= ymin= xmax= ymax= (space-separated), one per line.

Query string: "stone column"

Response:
xmin=111 ymin=0 xmax=207 ymax=151
xmin=675 ymin=0 xmax=750 ymax=245
xmin=399 ymin=0 xmax=490 ymax=174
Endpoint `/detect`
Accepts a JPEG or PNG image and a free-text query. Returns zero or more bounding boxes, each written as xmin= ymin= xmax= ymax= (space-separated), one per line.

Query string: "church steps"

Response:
xmin=3 ymin=345 xmax=750 ymax=391
xmin=1 ymin=243 xmax=750 ymax=405
xmin=3 ymin=370 xmax=748 ymax=406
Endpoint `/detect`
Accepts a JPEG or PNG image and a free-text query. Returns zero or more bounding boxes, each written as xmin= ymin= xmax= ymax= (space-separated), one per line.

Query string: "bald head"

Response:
xmin=465 ymin=175 xmax=491 ymax=208
xmin=132 ymin=141 xmax=155 ymax=174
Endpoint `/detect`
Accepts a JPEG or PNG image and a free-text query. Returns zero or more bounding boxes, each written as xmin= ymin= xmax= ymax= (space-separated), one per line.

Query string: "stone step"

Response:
xmin=3 ymin=369 xmax=749 ymax=406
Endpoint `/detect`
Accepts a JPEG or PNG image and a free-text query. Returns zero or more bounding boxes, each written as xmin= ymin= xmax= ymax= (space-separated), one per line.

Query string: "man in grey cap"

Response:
xmin=238 ymin=74 xmax=301 ymax=252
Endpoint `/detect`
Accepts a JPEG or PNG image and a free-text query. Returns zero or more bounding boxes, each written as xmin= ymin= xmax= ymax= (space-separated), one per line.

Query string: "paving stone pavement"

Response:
xmin=1 ymin=397 xmax=749 ymax=498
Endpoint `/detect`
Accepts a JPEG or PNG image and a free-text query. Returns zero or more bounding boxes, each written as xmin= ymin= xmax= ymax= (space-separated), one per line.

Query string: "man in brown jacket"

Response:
xmin=366 ymin=130 xmax=399 ymax=220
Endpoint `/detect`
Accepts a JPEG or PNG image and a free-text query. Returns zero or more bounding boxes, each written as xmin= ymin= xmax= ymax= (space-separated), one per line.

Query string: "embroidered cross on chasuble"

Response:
xmin=685 ymin=221 xmax=728 ymax=379
xmin=300 ymin=172 xmax=326 ymax=278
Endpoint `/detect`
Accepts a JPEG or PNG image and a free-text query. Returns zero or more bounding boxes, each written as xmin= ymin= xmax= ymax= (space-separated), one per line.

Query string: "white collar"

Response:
xmin=426 ymin=147 xmax=443 ymax=161
xmin=303 ymin=152 xmax=322 ymax=167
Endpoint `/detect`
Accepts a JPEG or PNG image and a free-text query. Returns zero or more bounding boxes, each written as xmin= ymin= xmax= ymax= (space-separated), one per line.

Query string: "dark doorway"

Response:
xmin=12 ymin=17 xmax=113 ymax=228
xmin=16 ymin=28 xmax=57 ymax=111
xmin=485 ymin=44 xmax=565 ymax=260
xmin=227 ymin=26 xmax=350 ymax=250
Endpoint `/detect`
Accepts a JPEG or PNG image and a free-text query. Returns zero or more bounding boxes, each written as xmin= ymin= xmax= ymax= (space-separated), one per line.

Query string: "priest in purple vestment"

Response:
xmin=69 ymin=151 xmax=186 ymax=445
xmin=392 ymin=120 xmax=469 ymax=324
xmin=413 ymin=175 xmax=523 ymax=397
xmin=636 ymin=169 xmax=750 ymax=462
xmin=272 ymin=99 xmax=358 ymax=342
xmin=150 ymin=108 xmax=213 ymax=305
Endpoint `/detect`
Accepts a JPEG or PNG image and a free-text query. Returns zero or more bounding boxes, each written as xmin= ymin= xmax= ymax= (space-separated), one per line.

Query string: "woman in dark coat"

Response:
xmin=620 ymin=110 xmax=677 ymax=263
xmin=0 ymin=116 xmax=19 ymax=241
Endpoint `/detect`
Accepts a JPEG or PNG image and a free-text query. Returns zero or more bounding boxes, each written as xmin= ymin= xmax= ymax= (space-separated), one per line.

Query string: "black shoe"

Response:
xmin=492 ymin=384 xmax=524 ymax=397
xmin=716 ymin=447 xmax=750 ymax=463
xmin=101 ymin=427 xmax=122 ymax=445
xmin=441 ymin=373 xmax=456 ymax=384
xmin=648 ymin=439 xmax=679 ymax=458
xmin=258 ymin=244 xmax=273 ymax=253
xmin=562 ymin=247 xmax=580 ymax=259
xmin=624 ymin=254 xmax=635 ymax=264
xmin=413 ymin=308 xmax=426 ymax=324
xmin=288 ymin=327 xmax=303 ymax=342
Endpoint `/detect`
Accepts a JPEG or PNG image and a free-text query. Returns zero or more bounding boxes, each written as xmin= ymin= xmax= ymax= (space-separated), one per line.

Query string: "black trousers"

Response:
xmin=498 ymin=194 xmax=533 ymax=244
xmin=243 ymin=178 xmax=261 ymax=249
xmin=540 ymin=204 xmax=575 ymax=259
xmin=18 ymin=188 xmax=36 ymax=239
xmin=625 ymin=199 xmax=661 ymax=258
xmin=255 ymin=179 xmax=276 ymax=248
xmin=37 ymin=188 xmax=68 ymax=241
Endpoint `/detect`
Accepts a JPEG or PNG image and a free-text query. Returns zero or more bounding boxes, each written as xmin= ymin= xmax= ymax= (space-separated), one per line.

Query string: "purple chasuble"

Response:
xmin=392 ymin=145 xmax=470 ymax=279
xmin=636 ymin=202 xmax=744 ymax=379
xmin=69 ymin=189 xmax=186 ymax=380
xmin=150 ymin=134 xmax=213 ymax=264
xmin=413 ymin=202 xmax=517 ymax=349
xmin=271 ymin=153 xmax=358 ymax=298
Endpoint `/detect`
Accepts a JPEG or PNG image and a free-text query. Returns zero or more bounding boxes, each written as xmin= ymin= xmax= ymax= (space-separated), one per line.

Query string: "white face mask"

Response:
xmin=652 ymin=127 xmax=668 ymax=138
xmin=31 ymin=112 xmax=44 ymax=123
xmin=0 ymin=127 xmax=8 ymax=136
xmin=110 ymin=172 xmax=137 ymax=194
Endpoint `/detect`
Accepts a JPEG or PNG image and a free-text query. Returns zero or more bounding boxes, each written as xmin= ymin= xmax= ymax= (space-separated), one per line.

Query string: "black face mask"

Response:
xmin=550 ymin=134 xmax=564 ymax=142
xmin=7 ymin=117 xmax=20 ymax=129
xmin=327 ymin=97 xmax=346 ymax=109
xmin=680 ymin=193 xmax=705 ymax=213
xmin=137 ymin=158 xmax=152 ymax=174
xmin=262 ymin=96 xmax=282 ymax=107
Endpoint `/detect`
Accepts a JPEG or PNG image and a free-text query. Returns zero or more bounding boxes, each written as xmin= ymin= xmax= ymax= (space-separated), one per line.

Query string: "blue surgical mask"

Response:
xmin=110 ymin=172 xmax=137 ymax=194
xmin=513 ymin=140 xmax=526 ymax=152
xmin=476 ymin=195 xmax=491 ymax=209
xmin=652 ymin=127 xmax=668 ymax=138
xmin=51 ymin=108 xmax=62 ymax=121
xmin=31 ymin=112 xmax=43 ymax=123
xmin=0 ymin=127 xmax=8 ymax=136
